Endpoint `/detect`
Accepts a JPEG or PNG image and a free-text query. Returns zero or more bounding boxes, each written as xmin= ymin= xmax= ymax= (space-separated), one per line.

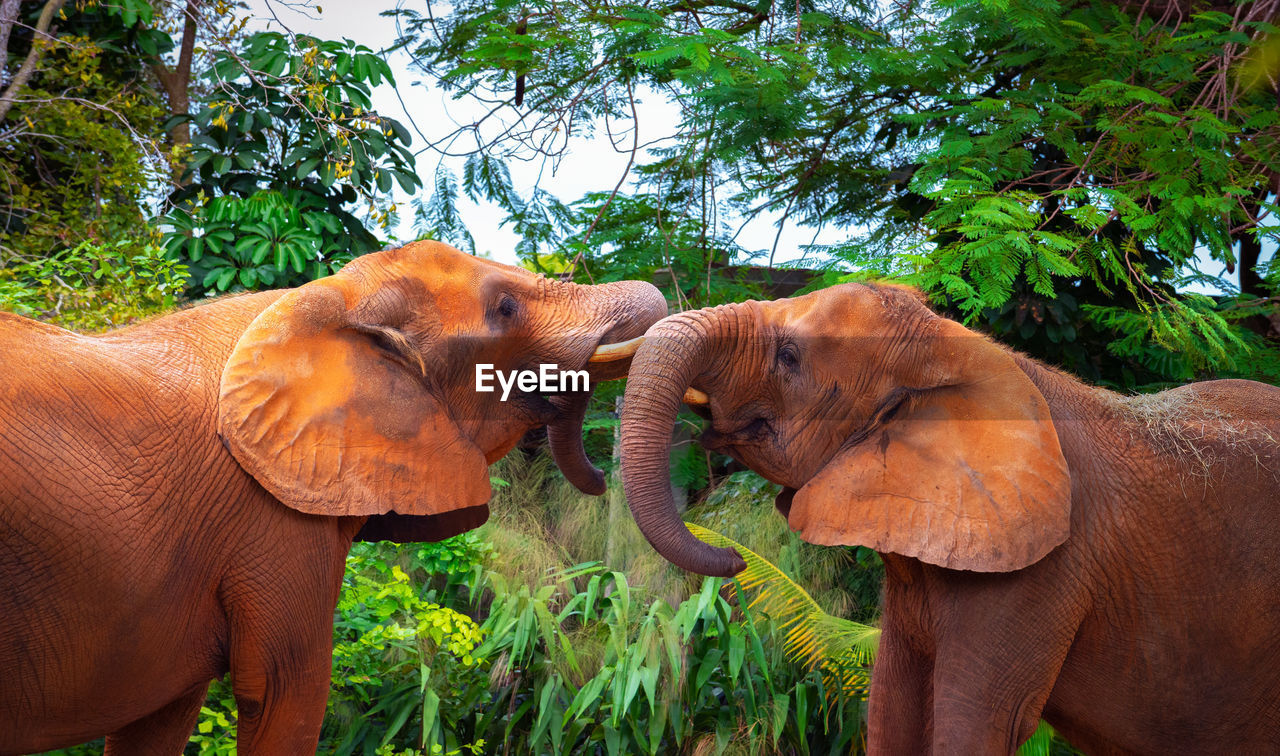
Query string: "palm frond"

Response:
xmin=689 ymin=523 xmax=1071 ymax=756
xmin=687 ymin=523 xmax=880 ymax=696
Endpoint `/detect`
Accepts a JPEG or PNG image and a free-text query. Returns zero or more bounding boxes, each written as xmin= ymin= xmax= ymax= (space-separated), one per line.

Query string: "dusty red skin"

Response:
xmin=0 ymin=241 xmax=666 ymax=755
xmin=620 ymin=282 xmax=1280 ymax=754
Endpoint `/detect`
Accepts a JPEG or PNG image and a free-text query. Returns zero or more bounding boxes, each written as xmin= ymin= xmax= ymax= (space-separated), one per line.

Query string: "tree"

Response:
xmin=393 ymin=0 xmax=1280 ymax=387
xmin=148 ymin=0 xmax=262 ymax=181
xmin=158 ymin=30 xmax=421 ymax=293
xmin=150 ymin=0 xmax=200 ymax=161
xmin=0 ymin=0 xmax=66 ymax=124
xmin=0 ymin=0 xmax=170 ymax=265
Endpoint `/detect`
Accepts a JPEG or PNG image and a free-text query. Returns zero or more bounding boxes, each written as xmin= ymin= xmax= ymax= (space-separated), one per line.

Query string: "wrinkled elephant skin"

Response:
xmin=619 ymin=283 xmax=1280 ymax=754
xmin=0 ymin=241 xmax=666 ymax=755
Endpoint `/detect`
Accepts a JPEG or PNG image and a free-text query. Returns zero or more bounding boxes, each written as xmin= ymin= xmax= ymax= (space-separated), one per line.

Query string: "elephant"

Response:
xmin=0 ymin=241 xmax=666 ymax=755
xmin=617 ymin=282 xmax=1280 ymax=754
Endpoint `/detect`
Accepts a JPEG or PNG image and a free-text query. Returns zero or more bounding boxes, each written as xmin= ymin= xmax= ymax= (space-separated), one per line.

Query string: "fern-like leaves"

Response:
xmin=688 ymin=524 xmax=1076 ymax=755
xmin=686 ymin=523 xmax=879 ymax=697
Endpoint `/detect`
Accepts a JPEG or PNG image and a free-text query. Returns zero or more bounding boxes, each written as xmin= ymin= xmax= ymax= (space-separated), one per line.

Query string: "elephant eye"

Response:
xmin=776 ymin=342 xmax=800 ymax=370
xmin=496 ymin=295 xmax=519 ymax=319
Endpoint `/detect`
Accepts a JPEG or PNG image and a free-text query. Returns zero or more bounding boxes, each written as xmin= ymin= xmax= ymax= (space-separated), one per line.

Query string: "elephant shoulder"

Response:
xmin=1118 ymin=380 xmax=1280 ymax=475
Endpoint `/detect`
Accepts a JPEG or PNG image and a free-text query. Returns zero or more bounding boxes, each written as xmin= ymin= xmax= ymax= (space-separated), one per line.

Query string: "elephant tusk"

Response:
xmin=683 ymin=387 xmax=709 ymax=405
xmin=588 ymin=335 xmax=645 ymax=363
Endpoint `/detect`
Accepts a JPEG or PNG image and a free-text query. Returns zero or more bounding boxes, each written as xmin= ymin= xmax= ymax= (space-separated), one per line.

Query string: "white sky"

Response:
xmin=247 ymin=0 xmax=1270 ymax=294
xmin=248 ymin=0 xmax=831 ymax=268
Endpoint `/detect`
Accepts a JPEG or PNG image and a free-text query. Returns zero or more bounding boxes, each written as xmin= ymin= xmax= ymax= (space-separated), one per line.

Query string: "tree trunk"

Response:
xmin=152 ymin=0 xmax=200 ymax=183
xmin=0 ymin=0 xmax=67 ymax=124
xmin=0 ymin=0 xmax=23 ymax=81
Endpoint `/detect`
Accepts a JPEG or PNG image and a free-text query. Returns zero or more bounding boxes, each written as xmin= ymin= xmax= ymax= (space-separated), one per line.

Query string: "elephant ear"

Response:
xmin=218 ymin=273 xmax=491 ymax=518
xmin=788 ymin=318 xmax=1071 ymax=572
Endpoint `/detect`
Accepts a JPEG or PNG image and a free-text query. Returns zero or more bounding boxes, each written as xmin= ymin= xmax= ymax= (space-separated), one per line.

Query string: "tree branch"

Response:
xmin=151 ymin=0 xmax=200 ymax=161
xmin=0 ymin=0 xmax=22 ymax=80
xmin=0 ymin=0 xmax=66 ymax=124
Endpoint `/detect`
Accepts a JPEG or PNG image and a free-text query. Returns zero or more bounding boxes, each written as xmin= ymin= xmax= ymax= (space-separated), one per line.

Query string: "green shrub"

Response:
xmin=323 ymin=541 xmax=490 ymax=756
xmin=0 ymin=239 xmax=188 ymax=331
xmin=158 ymin=31 xmax=419 ymax=296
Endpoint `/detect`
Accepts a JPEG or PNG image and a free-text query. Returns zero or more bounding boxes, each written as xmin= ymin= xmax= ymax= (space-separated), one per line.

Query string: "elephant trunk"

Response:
xmin=620 ymin=308 xmax=746 ymax=577
xmin=547 ymin=391 xmax=605 ymax=494
xmin=549 ymin=280 xmax=668 ymax=497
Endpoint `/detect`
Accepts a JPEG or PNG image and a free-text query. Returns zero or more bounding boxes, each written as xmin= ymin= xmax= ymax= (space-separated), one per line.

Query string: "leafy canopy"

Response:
xmin=0 ymin=0 xmax=169 ymax=265
xmin=394 ymin=0 xmax=1280 ymax=387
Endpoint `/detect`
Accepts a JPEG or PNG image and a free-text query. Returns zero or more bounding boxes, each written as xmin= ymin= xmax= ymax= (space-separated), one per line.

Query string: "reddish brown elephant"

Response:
xmin=618 ymin=282 xmax=1280 ymax=754
xmin=0 ymin=241 xmax=666 ymax=755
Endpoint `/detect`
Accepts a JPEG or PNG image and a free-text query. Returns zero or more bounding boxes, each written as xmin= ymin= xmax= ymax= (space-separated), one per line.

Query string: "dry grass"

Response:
xmin=477 ymin=451 xmax=691 ymax=604
xmin=477 ymin=452 xmax=875 ymax=620
xmin=1117 ymin=389 xmax=1279 ymax=477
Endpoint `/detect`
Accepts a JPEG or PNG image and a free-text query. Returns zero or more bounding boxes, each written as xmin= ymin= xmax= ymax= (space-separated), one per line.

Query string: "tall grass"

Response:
xmin=482 ymin=453 xmax=881 ymax=623
xmin=481 ymin=451 xmax=694 ymax=606
xmin=409 ymin=452 xmax=871 ymax=755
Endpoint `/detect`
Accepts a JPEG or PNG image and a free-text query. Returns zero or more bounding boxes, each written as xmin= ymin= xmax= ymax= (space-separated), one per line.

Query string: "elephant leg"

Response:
xmin=917 ymin=564 xmax=1087 ymax=756
xmin=927 ymin=621 xmax=1077 ymax=755
xmin=227 ymin=610 xmax=335 ymax=755
xmin=103 ymin=683 xmax=209 ymax=755
xmin=222 ymin=528 xmax=351 ymax=755
xmin=867 ymin=625 xmax=933 ymax=755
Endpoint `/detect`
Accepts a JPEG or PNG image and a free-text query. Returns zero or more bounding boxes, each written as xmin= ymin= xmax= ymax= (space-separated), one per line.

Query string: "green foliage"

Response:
xmin=464 ymin=455 xmax=871 ymax=754
xmin=467 ymin=563 xmax=864 ymax=755
xmin=163 ymin=190 xmax=343 ymax=291
xmin=688 ymin=523 xmax=879 ymax=698
xmin=0 ymin=239 xmax=188 ymax=331
xmin=874 ymin=1 xmax=1280 ymax=386
xmin=159 ymin=30 xmax=420 ymax=294
xmin=396 ymin=0 xmax=1280 ymax=387
xmin=0 ymin=4 xmax=168 ymax=265
xmin=186 ymin=680 xmax=238 ymax=756
xmin=692 ymin=472 xmax=884 ymax=624
xmin=412 ymin=153 xmax=583 ymax=271
xmin=323 ymin=543 xmax=489 ymax=755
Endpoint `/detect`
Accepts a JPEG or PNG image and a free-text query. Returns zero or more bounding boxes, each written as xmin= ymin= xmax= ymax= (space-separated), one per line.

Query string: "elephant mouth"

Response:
xmin=515 ymin=391 xmax=561 ymax=426
xmin=700 ymin=411 xmax=774 ymax=453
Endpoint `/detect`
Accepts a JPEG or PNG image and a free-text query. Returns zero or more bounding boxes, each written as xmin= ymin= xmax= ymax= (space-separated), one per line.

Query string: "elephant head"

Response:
xmin=218 ymin=241 xmax=666 ymax=538
xmin=619 ymin=283 xmax=1072 ymax=577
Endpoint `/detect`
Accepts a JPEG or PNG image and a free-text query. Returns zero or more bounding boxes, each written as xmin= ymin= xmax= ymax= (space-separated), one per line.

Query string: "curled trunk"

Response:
xmin=547 ymin=390 xmax=605 ymax=495
xmin=620 ymin=309 xmax=745 ymax=577
xmin=549 ymin=281 xmax=668 ymax=497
